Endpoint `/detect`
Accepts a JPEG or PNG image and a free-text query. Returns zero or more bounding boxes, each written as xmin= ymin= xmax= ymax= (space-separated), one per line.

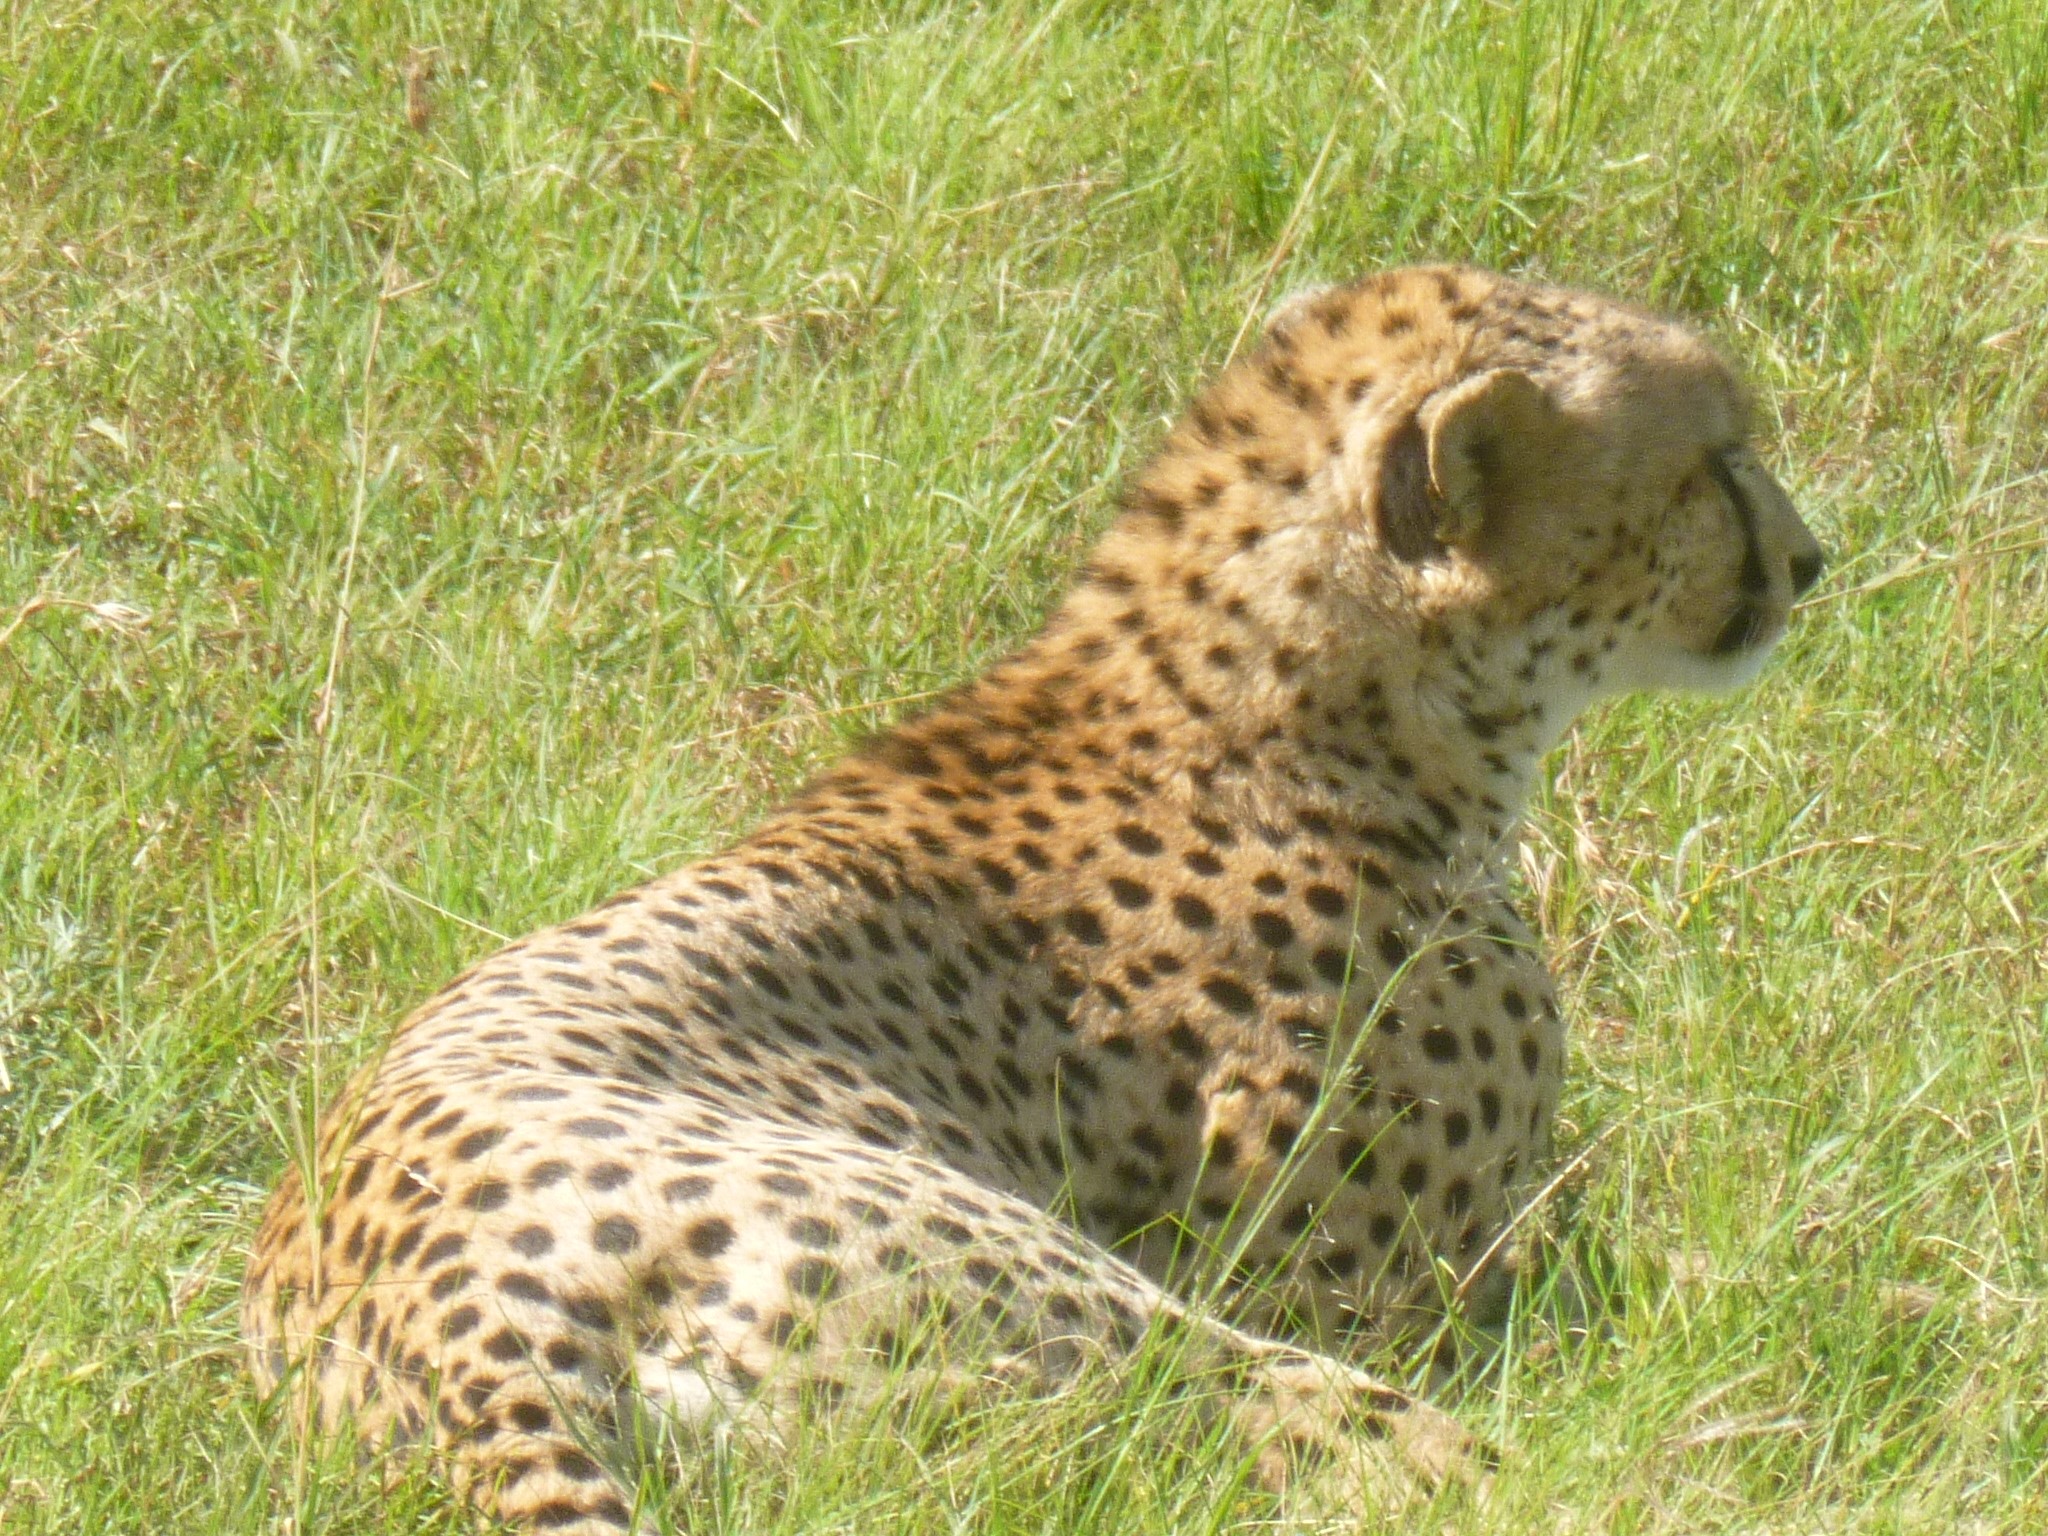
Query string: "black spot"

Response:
xmin=1442 ymin=1111 xmax=1471 ymax=1149
xmin=1277 ymin=1068 xmax=1322 ymax=1105
xmin=767 ymin=1248 xmax=838 ymax=1307
xmin=395 ymin=1093 xmax=445 ymax=1133
xmin=1135 ymin=487 xmax=1185 ymax=532
xmin=842 ymin=1197 xmax=893 ymax=1229
xmin=744 ymin=962 xmax=793 ymax=1001
xmin=1398 ymin=1160 xmax=1429 ymax=1197
xmin=1201 ymin=975 xmax=1257 ymax=1016
xmin=1501 ymin=987 xmax=1528 ymax=1020
xmin=442 ymin=1304 xmax=481 ymax=1340
xmin=388 ymin=1221 xmax=426 ymax=1268
xmin=788 ymin=1216 xmax=837 ymax=1249
xmin=497 ymin=1271 xmax=552 ymax=1305
xmin=502 ymin=1082 xmax=569 ymax=1103
xmin=1520 ymin=1035 xmax=1543 ymax=1075
xmin=1172 ymin=893 xmax=1217 ymax=931
xmin=924 ymin=1215 xmax=974 ymax=1246
xmin=511 ymin=1226 xmax=554 ymax=1258
xmin=1106 ymin=822 xmax=1160 ymax=859
xmin=1056 ymin=1052 xmax=1103 ymax=1094
xmin=527 ymin=1161 xmax=573 ymax=1192
xmin=1250 ymin=911 xmax=1295 ymax=949
xmin=1337 ymin=1135 xmax=1377 ymax=1186
xmin=1108 ymin=877 xmax=1152 ymax=909
xmin=1304 ymin=883 xmax=1348 ymax=918
xmin=484 ymin=1328 xmax=527 ymax=1363
xmin=1063 ymin=907 xmax=1108 ymax=945
xmin=506 ymin=1399 xmax=553 ymax=1433
xmin=463 ymin=1180 xmax=510 ymax=1213
xmin=1376 ymin=928 xmax=1408 ymax=967
xmin=417 ymin=1233 xmax=466 ymax=1270
xmin=687 ymin=1217 xmax=735 ymax=1258
xmin=342 ymin=1157 xmax=375 ymax=1198
xmin=1310 ymin=946 xmax=1352 ymax=986
xmin=1313 ymin=1245 xmax=1361 ymax=1280
xmin=1421 ymin=1027 xmax=1461 ymax=1063
xmin=1478 ymin=1087 xmax=1502 ymax=1133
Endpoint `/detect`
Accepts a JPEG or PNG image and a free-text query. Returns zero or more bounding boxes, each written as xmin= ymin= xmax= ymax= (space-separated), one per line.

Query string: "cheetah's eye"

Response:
xmin=1678 ymin=445 xmax=1746 ymax=507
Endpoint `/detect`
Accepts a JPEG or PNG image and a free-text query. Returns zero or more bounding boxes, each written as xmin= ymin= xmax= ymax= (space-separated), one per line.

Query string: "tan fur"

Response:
xmin=242 ymin=265 xmax=1823 ymax=1531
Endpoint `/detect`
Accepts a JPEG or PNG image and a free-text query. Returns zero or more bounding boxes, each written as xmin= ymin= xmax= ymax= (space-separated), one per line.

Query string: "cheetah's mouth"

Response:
xmin=1706 ymin=599 xmax=1780 ymax=657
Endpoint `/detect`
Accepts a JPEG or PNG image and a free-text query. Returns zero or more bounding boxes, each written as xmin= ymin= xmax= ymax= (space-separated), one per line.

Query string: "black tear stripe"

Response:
xmin=1707 ymin=450 xmax=1771 ymax=598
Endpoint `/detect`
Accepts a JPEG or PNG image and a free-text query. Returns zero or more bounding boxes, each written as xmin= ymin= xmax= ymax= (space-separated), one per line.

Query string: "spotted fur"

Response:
xmin=243 ymin=265 xmax=1824 ymax=1531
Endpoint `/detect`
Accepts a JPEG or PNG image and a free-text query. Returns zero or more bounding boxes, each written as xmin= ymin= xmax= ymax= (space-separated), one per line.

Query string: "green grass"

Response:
xmin=4 ymin=0 xmax=2046 ymax=1529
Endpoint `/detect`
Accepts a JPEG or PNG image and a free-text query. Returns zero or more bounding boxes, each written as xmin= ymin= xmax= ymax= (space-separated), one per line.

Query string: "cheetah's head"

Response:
xmin=1357 ymin=273 xmax=1827 ymax=700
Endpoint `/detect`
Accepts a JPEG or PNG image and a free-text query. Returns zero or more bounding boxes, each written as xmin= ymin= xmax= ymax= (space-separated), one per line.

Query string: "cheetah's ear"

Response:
xmin=1421 ymin=369 xmax=1554 ymax=549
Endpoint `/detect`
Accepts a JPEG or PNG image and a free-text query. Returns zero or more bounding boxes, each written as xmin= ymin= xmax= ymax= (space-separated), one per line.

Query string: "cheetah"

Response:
xmin=243 ymin=264 xmax=1826 ymax=1531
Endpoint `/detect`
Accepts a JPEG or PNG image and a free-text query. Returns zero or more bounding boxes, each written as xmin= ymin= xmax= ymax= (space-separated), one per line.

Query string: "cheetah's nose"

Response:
xmin=1788 ymin=549 xmax=1825 ymax=597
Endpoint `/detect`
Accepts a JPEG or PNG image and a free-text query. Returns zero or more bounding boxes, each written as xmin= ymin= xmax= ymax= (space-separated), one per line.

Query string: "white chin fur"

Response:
xmin=1646 ymin=636 xmax=1782 ymax=696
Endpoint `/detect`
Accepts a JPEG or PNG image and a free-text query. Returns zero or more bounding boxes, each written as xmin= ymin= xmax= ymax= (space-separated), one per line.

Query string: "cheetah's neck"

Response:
xmin=958 ymin=550 xmax=1583 ymax=883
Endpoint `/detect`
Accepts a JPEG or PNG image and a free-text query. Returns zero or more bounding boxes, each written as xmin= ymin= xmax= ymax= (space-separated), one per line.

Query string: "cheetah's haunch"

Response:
xmin=244 ymin=265 xmax=1824 ymax=1531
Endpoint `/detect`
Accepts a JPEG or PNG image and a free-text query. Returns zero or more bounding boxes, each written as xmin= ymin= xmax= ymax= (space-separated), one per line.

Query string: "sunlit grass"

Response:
xmin=3 ymin=0 xmax=2045 ymax=1530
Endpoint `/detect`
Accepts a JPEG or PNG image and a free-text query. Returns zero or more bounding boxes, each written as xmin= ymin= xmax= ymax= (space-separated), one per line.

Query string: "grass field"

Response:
xmin=4 ymin=0 xmax=2047 ymax=1530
